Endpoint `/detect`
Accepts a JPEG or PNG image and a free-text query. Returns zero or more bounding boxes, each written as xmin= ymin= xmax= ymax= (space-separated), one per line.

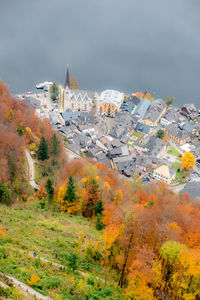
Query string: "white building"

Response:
xmin=153 ymin=164 xmax=176 ymax=184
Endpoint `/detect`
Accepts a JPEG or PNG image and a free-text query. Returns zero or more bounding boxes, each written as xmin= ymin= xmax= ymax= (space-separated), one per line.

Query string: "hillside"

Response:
xmin=0 ymin=204 xmax=122 ymax=299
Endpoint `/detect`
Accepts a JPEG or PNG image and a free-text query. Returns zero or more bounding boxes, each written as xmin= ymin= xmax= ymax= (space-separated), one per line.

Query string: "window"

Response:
xmin=84 ymin=104 xmax=87 ymax=110
xmin=72 ymin=103 xmax=74 ymax=109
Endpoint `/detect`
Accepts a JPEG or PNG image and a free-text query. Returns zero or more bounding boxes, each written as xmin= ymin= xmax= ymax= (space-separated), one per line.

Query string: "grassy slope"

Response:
xmin=0 ymin=205 xmax=122 ymax=299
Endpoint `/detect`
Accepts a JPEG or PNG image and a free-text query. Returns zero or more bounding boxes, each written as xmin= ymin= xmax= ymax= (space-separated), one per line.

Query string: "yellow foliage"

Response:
xmin=29 ymin=143 xmax=38 ymax=152
xmin=27 ymin=273 xmax=40 ymax=286
xmin=181 ymin=151 xmax=195 ymax=171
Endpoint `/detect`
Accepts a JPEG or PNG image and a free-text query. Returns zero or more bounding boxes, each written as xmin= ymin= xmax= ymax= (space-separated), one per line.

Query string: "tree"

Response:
xmin=0 ymin=183 xmax=10 ymax=205
xmin=156 ymin=129 xmax=165 ymax=139
xmin=64 ymin=174 xmax=76 ymax=204
xmin=83 ymin=179 xmax=100 ymax=218
xmin=181 ymin=151 xmax=195 ymax=171
xmin=17 ymin=123 xmax=24 ymax=136
xmin=70 ymin=76 xmax=79 ymax=89
xmin=37 ymin=136 xmax=49 ymax=161
xmin=50 ymin=82 xmax=58 ymax=101
xmin=45 ymin=178 xmax=54 ymax=203
xmin=51 ymin=133 xmax=59 ymax=158
xmin=165 ymin=96 xmax=175 ymax=106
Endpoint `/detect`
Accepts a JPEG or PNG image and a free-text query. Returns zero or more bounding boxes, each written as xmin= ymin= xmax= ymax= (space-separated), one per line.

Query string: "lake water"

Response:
xmin=0 ymin=0 xmax=200 ymax=108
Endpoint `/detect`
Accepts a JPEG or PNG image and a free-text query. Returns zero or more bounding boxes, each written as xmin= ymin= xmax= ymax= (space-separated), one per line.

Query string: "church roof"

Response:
xmin=64 ymin=65 xmax=70 ymax=89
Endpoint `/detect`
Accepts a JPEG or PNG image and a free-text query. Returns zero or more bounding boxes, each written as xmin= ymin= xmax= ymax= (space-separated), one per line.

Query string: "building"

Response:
xmin=133 ymin=98 xmax=151 ymax=119
xmin=160 ymin=108 xmax=179 ymax=127
xmin=59 ymin=88 xmax=95 ymax=112
xmin=142 ymin=99 xmax=167 ymax=127
xmin=165 ymin=123 xmax=190 ymax=145
xmin=98 ymin=90 xmax=124 ymax=116
xmin=153 ymin=164 xmax=176 ymax=184
xmin=180 ymin=104 xmax=198 ymax=120
xmin=134 ymin=136 xmax=166 ymax=158
xmin=135 ymin=122 xmax=151 ymax=135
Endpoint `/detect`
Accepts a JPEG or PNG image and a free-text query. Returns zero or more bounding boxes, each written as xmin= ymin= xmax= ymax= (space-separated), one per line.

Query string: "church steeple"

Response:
xmin=64 ymin=65 xmax=70 ymax=89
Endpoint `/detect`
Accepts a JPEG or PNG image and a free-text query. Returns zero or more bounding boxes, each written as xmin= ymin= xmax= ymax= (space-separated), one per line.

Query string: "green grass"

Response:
xmin=0 ymin=205 xmax=123 ymax=299
xmin=34 ymin=163 xmax=42 ymax=184
xmin=171 ymin=161 xmax=180 ymax=170
xmin=167 ymin=146 xmax=180 ymax=157
xmin=130 ymin=131 xmax=143 ymax=142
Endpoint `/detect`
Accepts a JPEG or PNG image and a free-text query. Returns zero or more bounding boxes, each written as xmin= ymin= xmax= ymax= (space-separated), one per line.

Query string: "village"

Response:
xmin=16 ymin=68 xmax=200 ymax=198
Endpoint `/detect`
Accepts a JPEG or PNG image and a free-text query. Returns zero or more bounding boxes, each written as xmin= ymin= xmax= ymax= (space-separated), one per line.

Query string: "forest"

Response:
xmin=0 ymin=82 xmax=200 ymax=299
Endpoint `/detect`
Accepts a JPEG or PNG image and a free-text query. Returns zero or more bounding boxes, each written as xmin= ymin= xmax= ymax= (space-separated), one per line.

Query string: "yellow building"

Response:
xmin=99 ymin=90 xmax=124 ymax=116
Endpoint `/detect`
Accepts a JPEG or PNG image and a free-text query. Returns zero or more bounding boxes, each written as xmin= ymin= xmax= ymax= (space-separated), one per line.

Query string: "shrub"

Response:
xmin=67 ymin=253 xmax=79 ymax=271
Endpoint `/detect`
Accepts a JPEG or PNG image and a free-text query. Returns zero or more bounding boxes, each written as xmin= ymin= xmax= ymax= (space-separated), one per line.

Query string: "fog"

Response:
xmin=0 ymin=0 xmax=200 ymax=106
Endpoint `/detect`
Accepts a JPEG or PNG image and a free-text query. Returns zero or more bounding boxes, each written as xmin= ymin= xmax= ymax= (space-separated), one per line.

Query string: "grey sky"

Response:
xmin=0 ymin=0 xmax=200 ymax=106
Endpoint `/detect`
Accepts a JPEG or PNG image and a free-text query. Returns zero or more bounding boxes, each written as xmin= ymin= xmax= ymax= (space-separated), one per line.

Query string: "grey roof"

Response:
xmin=127 ymin=95 xmax=140 ymax=106
xmin=49 ymin=111 xmax=60 ymax=125
xmin=120 ymin=101 xmax=135 ymax=113
xmin=109 ymin=125 xmax=126 ymax=139
xmin=161 ymin=108 xmax=179 ymax=122
xmin=58 ymin=126 xmax=72 ymax=136
xmin=62 ymin=110 xmax=94 ymax=125
xmin=135 ymin=122 xmax=151 ymax=134
xmin=135 ymin=136 xmax=166 ymax=156
xmin=143 ymin=99 xmax=167 ymax=124
xmin=24 ymin=96 xmax=41 ymax=108
xmin=66 ymin=144 xmax=81 ymax=154
xmin=166 ymin=123 xmax=190 ymax=140
xmin=134 ymin=98 xmax=151 ymax=119
xmin=182 ymin=182 xmax=200 ymax=200
xmin=70 ymin=89 xmax=95 ymax=101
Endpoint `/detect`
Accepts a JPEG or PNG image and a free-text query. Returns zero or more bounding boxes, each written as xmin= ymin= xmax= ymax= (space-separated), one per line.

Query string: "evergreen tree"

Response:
xmin=17 ymin=123 xmax=24 ymax=136
xmin=64 ymin=175 xmax=76 ymax=203
xmin=38 ymin=136 xmax=49 ymax=161
xmin=7 ymin=153 xmax=17 ymax=182
xmin=95 ymin=199 xmax=104 ymax=216
xmin=51 ymin=134 xmax=59 ymax=157
xmin=0 ymin=183 xmax=10 ymax=205
xmin=45 ymin=178 xmax=54 ymax=203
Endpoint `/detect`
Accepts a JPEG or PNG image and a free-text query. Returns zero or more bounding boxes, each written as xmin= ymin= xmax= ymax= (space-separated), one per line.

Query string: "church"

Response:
xmin=59 ymin=66 xmax=98 ymax=113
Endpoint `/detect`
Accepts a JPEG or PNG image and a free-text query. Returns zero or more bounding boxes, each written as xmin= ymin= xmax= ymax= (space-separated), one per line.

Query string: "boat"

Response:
xmin=36 ymin=81 xmax=53 ymax=89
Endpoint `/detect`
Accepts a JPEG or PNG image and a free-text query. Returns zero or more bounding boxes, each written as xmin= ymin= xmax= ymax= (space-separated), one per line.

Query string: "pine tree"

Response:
xmin=64 ymin=175 xmax=76 ymax=203
xmin=51 ymin=134 xmax=59 ymax=158
xmin=37 ymin=136 xmax=49 ymax=161
xmin=17 ymin=123 xmax=24 ymax=136
xmin=95 ymin=199 xmax=104 ymax=216
xmin=45 ymin=178 xmax=54 ymax=204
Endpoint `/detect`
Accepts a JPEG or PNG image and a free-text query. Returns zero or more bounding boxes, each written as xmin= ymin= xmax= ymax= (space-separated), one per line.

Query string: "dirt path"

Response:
xmin=0 ymin=273 xmax=51 ymax=300
xmin=24 ymin=149 xmax=39 ymax=190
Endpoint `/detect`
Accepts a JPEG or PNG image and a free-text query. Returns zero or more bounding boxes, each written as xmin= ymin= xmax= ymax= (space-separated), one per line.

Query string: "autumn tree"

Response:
xmin=165 ymin=96 xmax=175 ymax=106
xmin=181 ymin=151 xmax=195 ymax=171
xmin=70 ymin=76 xmax=79 ymax=89
xmin=37 ymin=136 xmax=49 ymax=161
xmin=83 ymin=179 xmax=100 ymax=218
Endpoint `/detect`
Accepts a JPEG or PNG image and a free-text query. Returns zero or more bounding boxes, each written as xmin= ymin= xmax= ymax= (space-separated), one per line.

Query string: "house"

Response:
xmin=160 ymin=108 xmax=179 ymax=127
xmin=117 ymin=159 xmax=139 ymax=177
xmin=135 ymin=122 xmax=151 ymax=135
xmin=182 ymin=182 xmax=200 ymax=201
xmin=127 ymin=95 xmax=140 ymax=106
xmin=153 ymin=164 xmax=176 ymax=183
xmin=134 ymin=136 xmax=166 ymax=158
xmin=49 ymin=111 xmax=61 ymax=127
xmin=24 ymin=96 xmax=41 ymax=109
xmin=120 ymin=101 xmax=136 ymax=114
xmin=108 ymin=145 xmax=129 ymax=159
xmin=142 ymin=99 xmax=167 ymax=127
xmin=133 ymin=98 xmax=151 ymax=119
xmin=165 ymin=123 xmax=190 ymax=145
xmin=99 ymin=90 xmax=124 ymax=116
xmin=180 ymin=104 xmax=198 ymax=120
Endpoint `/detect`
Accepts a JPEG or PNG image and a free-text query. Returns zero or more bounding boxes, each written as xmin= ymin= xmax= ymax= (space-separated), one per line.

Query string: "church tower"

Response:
xmin=64 ymin=65 xmax=71 ymax=89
